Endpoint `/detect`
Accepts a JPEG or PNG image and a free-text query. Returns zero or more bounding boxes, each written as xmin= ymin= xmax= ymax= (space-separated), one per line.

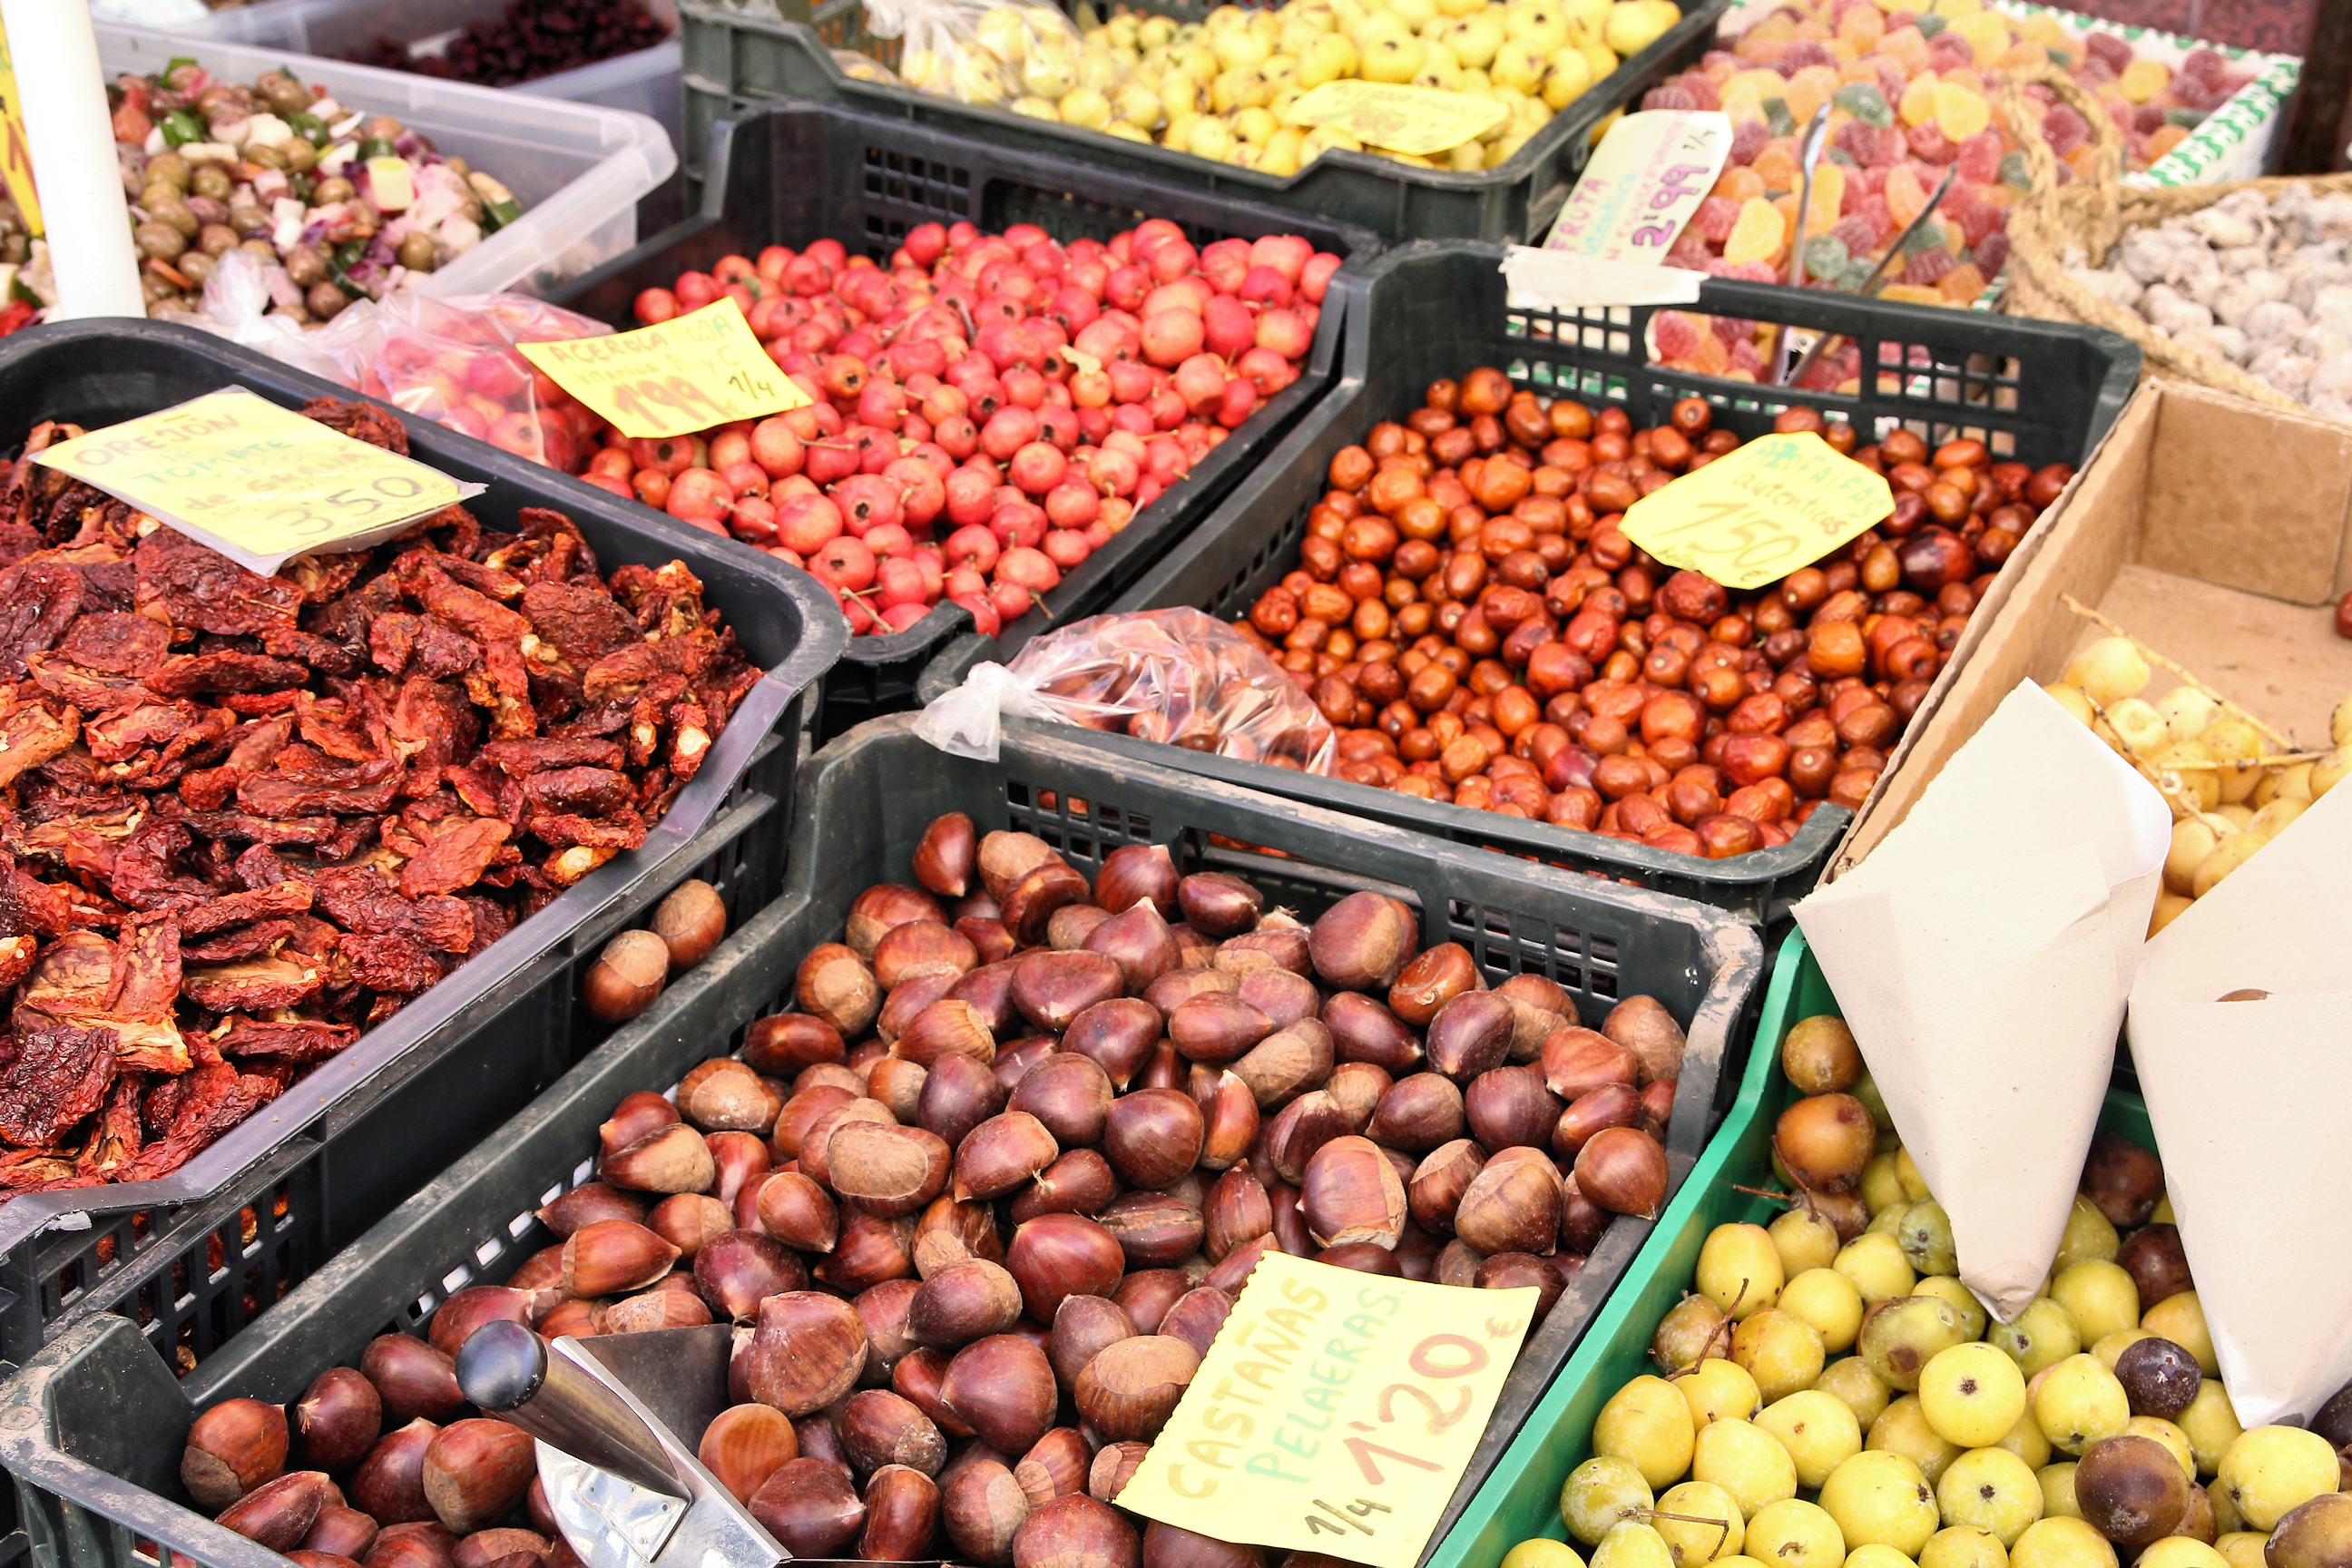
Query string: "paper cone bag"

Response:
xmin=2127 ymin=781 xmax=2352 ymax=1427
xmin=1795 ymin=681 xmax=2171 ymax=1319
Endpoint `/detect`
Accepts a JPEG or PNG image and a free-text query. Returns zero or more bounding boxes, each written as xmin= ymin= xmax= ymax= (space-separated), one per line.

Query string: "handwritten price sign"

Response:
xmin=521 ymin=297 xmax=809 ymax=440
xmin=1542 ymin=109 xmax=1731 ymax=261
xmin=1113 ymin=1253 xmax=1534 ymax=1568
xmin=33 ymin=387 xmax=480 ymax=576
xmin=1284 ymin=81 xmax=1505 ymax=157
xmin=1619 ymin=431 xmax=1894 ymax=591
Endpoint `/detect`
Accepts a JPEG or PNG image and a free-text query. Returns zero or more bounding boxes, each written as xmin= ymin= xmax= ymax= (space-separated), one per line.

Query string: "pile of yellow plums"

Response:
xmin=899 ymin=0 xmax=1681 ymax=173
xmin=2041 ymin=634 xmax=2350 ymax=935
xmin=1502 ymin=1013 xmax=2352 ymax=1568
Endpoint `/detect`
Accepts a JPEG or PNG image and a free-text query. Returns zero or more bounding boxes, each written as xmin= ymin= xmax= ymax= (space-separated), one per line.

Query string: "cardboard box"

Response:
xmin=1831 ymin=378 xmax=2352 ymax=876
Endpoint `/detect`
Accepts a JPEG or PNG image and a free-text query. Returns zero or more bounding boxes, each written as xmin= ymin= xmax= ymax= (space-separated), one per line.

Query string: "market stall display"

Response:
xmin=671 ymin=0 xmax=1731 ymax=243
xmin=0 ymin=319 xmax=839 ymax=1373
xmin=0 ymin=715 xmax=1759 ymax=1568
xmin=924 ymin=242 xmax=2137 ymax=923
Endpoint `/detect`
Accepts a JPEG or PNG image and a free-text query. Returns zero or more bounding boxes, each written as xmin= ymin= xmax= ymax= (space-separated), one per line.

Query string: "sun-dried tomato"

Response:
xmin=397 ymin=818 xmax=510 ymax=900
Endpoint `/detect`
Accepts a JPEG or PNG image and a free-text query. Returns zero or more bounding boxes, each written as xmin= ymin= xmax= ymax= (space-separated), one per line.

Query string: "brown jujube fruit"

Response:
xmin=362 ymin=1337 xmax=465 ymax=1423
xmin=749 ymin=1457 xmax=866 ymax=1555
xmin=2117 ymin=1223 xmax=2194 ymax=1308
xmin=942 ymin=1334 xmax=1059 ymax=1457
xmin=183 ymin=1396 xmax=289 ymax=1511
xmin=1773 ymin=1093 xmax=1875 ymax=1193
xmin=295 ymin=1367 xmax=381 ymax=1474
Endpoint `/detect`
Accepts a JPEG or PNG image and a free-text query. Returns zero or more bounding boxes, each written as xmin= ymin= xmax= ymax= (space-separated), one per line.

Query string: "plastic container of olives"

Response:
xmin=127 ymin=0 xmax=686 ymax=149
xmin=95 ymin=20 xmax=678 ymax=304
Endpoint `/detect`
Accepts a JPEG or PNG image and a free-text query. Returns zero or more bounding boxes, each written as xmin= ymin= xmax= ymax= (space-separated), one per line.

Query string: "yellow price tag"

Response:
xmin=1619 ymin=431 xmax=1895 ymax=591
xmin=1283 ymin=81 xmax=1506 ymax=157
xmin=520 ymin=298 xmax=811 ymax=441
xmin=32 ymin=387 xmax=480 ymax=577
xmin=0 ymin=18 xmax=39 ymax=237
xmin=1113 ymin=1253 xmax=1534 ymax=1568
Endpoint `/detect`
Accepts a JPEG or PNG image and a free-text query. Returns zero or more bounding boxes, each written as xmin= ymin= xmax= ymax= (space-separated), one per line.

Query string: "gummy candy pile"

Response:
xmin=1631 ymin=0 xmax=2252 ymax=389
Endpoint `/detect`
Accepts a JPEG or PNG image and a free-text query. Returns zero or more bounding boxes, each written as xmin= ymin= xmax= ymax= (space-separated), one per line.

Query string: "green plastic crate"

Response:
xmin=1427 ymin=928 xmax=2157 ymax=1568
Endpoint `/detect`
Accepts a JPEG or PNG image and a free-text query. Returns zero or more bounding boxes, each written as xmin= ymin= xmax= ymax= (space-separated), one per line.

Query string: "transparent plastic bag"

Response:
xmin=220 ymin=276 xmax=614 ymax=475
xmin=868 ymin=0 xmax=1118 ymax=116
xmin=917 ymin=607 xmax=1337 ymax=771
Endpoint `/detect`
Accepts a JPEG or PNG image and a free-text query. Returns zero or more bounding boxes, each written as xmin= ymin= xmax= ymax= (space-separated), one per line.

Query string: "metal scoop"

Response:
xmin=457 ymin=1320 xmax=786 ymax=1568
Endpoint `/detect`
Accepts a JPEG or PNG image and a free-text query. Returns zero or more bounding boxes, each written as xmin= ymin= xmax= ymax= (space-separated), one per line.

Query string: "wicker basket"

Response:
xmin=2000 ymin=58 xmax=2352 ymax=412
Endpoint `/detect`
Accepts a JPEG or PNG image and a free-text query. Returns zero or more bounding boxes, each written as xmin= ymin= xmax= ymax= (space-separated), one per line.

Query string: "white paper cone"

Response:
xmin=2128 ymin=784 xmax=2352 ymax=1426
xmin=1796 ymin=681 xmax=2171 ymax=1319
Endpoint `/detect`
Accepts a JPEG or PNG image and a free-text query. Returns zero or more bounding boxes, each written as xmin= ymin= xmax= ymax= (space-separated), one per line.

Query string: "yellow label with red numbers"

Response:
xmin=520 ymin=298 xmax=809 ymax=440
xmin=1621 ymin=431 xmax=1895 ymax=590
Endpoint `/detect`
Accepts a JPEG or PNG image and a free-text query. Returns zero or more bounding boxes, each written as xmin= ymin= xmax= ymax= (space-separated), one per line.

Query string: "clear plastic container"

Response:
xmin=102 ymin=0 xmax=686 ymax=146
xmin=93 ymin=20 xmax=679 ymax=298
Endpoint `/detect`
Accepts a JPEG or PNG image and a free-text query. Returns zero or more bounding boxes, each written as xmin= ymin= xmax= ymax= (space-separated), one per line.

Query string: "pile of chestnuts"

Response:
xmin=1230 ymin=376 xmax=2076 ymax=860
xmin=180 ymin=811 xmax=1696 ymax=1568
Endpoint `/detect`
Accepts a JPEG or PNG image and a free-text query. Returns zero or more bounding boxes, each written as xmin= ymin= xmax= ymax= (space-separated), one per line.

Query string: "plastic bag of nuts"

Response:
xmin=918 ymin=606 xmax=1337 ymax=769
xmin=1226 ymin=369 xmax=2075 ymax=860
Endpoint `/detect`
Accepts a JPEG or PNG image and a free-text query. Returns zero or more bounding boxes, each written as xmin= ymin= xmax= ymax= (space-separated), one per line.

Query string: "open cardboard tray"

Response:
xmin=1425 ymin=927 xmax=2166 ymax=1568
xmin=550 ymin=99 xmax=1379 ymax=740
xmin=0 ymin=713 xmax=1759 ymax=1568
xmin=1830 ymin=378 xmax=2352 ymax=877
xmin=0 ymin=320 xmax=843 ymax=1374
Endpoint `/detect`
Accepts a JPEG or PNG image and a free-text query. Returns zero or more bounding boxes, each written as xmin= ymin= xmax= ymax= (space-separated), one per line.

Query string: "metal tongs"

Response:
xmin=459 ymin=1320 xmax=784 ymax=1568
xmin=1763 ymin=103 xmax=1835 ymax=386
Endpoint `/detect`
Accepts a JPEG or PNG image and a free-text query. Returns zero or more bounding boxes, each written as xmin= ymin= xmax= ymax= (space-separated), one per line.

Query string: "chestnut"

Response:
xmin=1230 ymin=1021 xmax=1335 ymax=1109
xmin=1097 ymin=1191 xmax=1205 ymax=1268
xmin=749 ymin=1457 xmax=865 ymax=1555
xmin=1156 ymin=1287 xmax=1232 ymax=1360
xmin=294 ymin=1367 xmax=381 ymax=1475
xmin=1061 ymin=998 xmax=1164 ymax=1090
xmin=361 ymin=1337 xmax=464 ymax=1423
xmin=1425 ymin=991 xmax=1514 ymax=1082
xmin=1323 ymin=992 xmax=1423 ymax=1071
xmin=1082 ymin=901 xmax=1180 ymax=991
xmin=1175 ymin=873 xmax=1261 ymax=937
xmin=1005 ymin=1212 xmax=1125 ymax=1323
xmin=1049 ymin=1292 xmax=1137 ymax=1391
xmin=582 ymin=929 xmax=668 ymax=1024
xmin=350 ymin=1420 xmax=439 ymax=1525
xmin=1074 ymin=1335 xmax=1199 ymax=1442
xmin=907 ymin=1258 xmax=1025 ymax=1349
xmin=219 ymin=1471 xmax=331 ymax=1552
xmin=742 ymin=1013 xmax=847 ymax=1076
xmin=826 ymin=1122 xmax=951 ymax=1218
xmin=746 ymin=1292 xmax=868 ymax=1416
xmin=421 ymin=1419 xmax=535 ymax=1534
xmin=1574 ymin=1126 xmax=1668 ymax=1218
xmin=943 ymin=1457 xmax=1031 ymax=1564
xmin=840 ymin=1388 xmax=946 ymax=1478
xmin=1088 ymin=1444 xmax=1149 ymax=1505
xmin=1101 ymin=1089 xmax=1203 ymax=1189
xmin=1095 ymin=844 xmax=1180 ymax=919
xmin=1011 ymin=1149 xmax=1119 ymax=1223
xmin=562 ymin=1219 xmax=680 ymax=1297
xmin=1367 ymin=1073 xmax=1465 ymax=1152
xmin=1009 ymin=1053 xmax=1114 ymax=1148
xmin=942 ymin=1333 xmax=1059 ymax=1456
xmin=1014 ymin=1428 xmax=1093 ymax=1504
xmin=1014 ymin=1493 xmax=1141 ymax=1568
xmin=183 ymin=1396 xmax=289 ymax=1511
xmin=695 ymin=1229 xmax=806 ymax=1321
xmin=956 ymin=1111 xmax=1062 ymax=1201
xmin=913 ymin=1195 xmax=1008 ymax=1275
xmin=914 ymin=813 xmax=977 ymax=898
xmin=860 ymin=1463 xmax=942 ymax=1560
xmin=1454 ymin=1152 xmax=1562 ymax=1257
xmin=535 ymin=1181 xmax=645 ymax=1238
xmin=755 ymin=1171 xmax=838 ymax=1253
xmin=599 ymin=1123 xmax=717 ymax=1195
xmin=652 ymin=879 xmax=727 ymax=971
xmin=699 ymin=1403 xmax=798 ymax=1504
xmin=1299 ymin=1135 xmax=1406 ymax=1250
xmin=1167 ymin=994 xmax=1274 ymax=1065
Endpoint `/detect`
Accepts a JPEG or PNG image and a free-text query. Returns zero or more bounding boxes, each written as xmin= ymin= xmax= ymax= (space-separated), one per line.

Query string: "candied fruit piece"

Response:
xmin=1934 ymin=82 xmax=1990 ymax=141
xmin=1716 ymin=163 xmax=1768 ymax=201
xmin=1836 ymin=4 xmax=1883 ymax=49
xmin=1710 ymin=312 xmax=1751 ymax=344
xmin=1955 ymin=128 xmax=2003 ymax=181
xmin=1937 ymin=261 xmax=1988 ymax=301
xmin=1804 ymin=161 xmax=1846 ymax=230
xmin=1879 ymin=282 xmax=1945 ymax=306
xmin=2118 ymin=57 xmax=2170 ymax=103
xmin=1803 ymin=233 xmax=1851 ymax=281
xmin=1884 ymin=162 xmax=1929 ymax=227
xmin=2181 ymin=47 xmax=2229 ymax=88
xmin=1690 ymin=332 xmax=1731 ymax=376
xmin=1724 ymin=197 xmax=1788 ymax=264
xmin=1752 ymin=141 xmax=1801 ymax=190
xmin=1955 ymin=196 xmax=2007 ymax=247
xmin=1651 ymin=310 xmax=1703 ymax=359
xmin=1925 ymin=34 xmax=1975 ymax=73
xmin=1878 ymin=24 xmax=1928 ymax=72
xmin=1828 ymin=213 xmax=1879 ymax=256
xmin=1948 ymin=12 xmax=2012 ymax=64
xmin=1728 ymin=260 xmax=1779 ymax=283
xmin=1692 ymin=194 xmax=1741 ymax=242
xmin=1999 ymin=149 xmax=2030 ymax=187
xmin=1785 ymin=64 xmax=1840 ymax=122
xmin=1973 ymin=230 xmax=2011 ymax=276
xmin=1898 ymin=74 xmax=1940 ymax=126
xmin=1783 ymin=38 xmax=1835 ymax=71
xmin=1902 ymin=245 xmax=1956 ymax=286
xmin=1833 ymin=81 xmax=1893 ymax=128
xmin=1667 ymin=230 xmax=1713 ymax=267
xmin=1907 ymin=122 xmax=1957 ymax=162
xmin=1729 ymin=337 xmax=1765 ymax=375
xmin=2147 ymin=122 xmax=2190 ymax=159
xmin=2040 ymin=101 xmax=2089 ymax=155
xmin=1680 ymin=74 xmax=1722 ymax=111
xmin=2083 ymin=31 xmax=2132 ymax=72
xmin=1728 ymin=117 xmax=1771 ymax=166
xmin=1855 ymin=193 xmax=1894 ymax=244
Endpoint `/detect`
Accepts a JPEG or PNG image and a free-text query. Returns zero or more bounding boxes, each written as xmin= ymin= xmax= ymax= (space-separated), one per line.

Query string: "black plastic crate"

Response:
xmin=918 ymin=240 xmax=2141 ymax=927
xmin=0 ymin=321 xmax=843 ymax=1377
xmin=552 ymin=98 xmax=1377 ymax=741
xmin=0 ymin=714 xmax=1760 ymax=1568
xmin=676 ymin=0 xmax=1731 ymax=245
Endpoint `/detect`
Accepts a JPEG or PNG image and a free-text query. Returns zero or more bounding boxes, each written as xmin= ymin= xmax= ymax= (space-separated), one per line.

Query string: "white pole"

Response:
xmin=1 ymin=0 xmax=143 ymax=319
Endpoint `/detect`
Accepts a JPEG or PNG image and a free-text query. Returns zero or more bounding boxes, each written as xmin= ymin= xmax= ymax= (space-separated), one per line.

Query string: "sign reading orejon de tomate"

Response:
xmin=1112 ymin=1253 xmax=1535 ymax=1568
